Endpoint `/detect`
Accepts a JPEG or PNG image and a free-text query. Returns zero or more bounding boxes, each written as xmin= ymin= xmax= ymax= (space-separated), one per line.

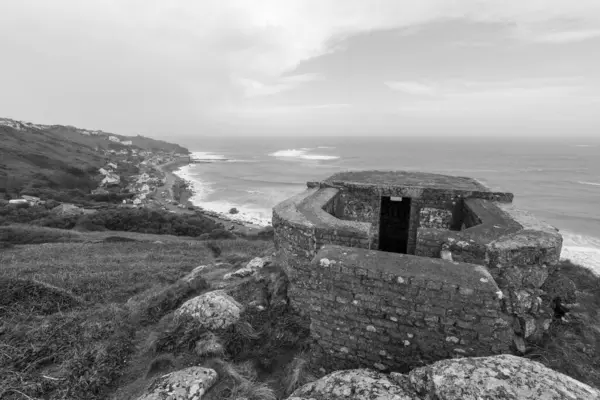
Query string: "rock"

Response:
xmin=288 ymin=369 xmax=419 ymax=400
xmin=223 ymin=256 xmax=272 ymax=280
xmin=136 ymin=366 xmax=217 ymax=400
xmin=52 ymin=203 xmax=84 ymax=216
xmin=542 ymin=275 xmax=577 ymax=304
xmin=178 ymin=265 xmax=211 ymax=288
xmin=287 ymin=355 xmax=600 ymax=400
xmin=175 ymin=290 xmax=242 ymax=330
xmin=408 ymin=354 xmax=600 ymax=400
xmin=513 ymin=336 xmax=527 ymax=354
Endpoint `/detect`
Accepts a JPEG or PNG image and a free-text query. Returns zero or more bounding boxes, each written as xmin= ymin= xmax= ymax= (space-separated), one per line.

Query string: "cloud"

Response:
xmin=385 ymin=81 xmax=437 ymax=96
xmin=393 ymin=77 xmax=596 ymax=119
xmin=1 ymin=0 xmax=600 ymax=134
xmin=532 ymin=29 xmax=600 ymax=43
xmin=235 ymin=73 xmax=323 ymax=97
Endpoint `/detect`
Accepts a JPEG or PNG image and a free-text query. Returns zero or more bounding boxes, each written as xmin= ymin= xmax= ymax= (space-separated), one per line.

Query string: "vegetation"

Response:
xmin=0 ymin=234 xmax=311 ymax=400
xmin=0 ymin=121 xmax=188 ymax=197
xmin=525 ymin=260 xmax=600 ymax=388
xmin=0 ymin=205 xmax=233 ymax=239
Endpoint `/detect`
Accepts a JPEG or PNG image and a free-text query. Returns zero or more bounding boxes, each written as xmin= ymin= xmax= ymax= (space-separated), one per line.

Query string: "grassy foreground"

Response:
xmin=0 ymin=232 xmax=311 ymax=400
xmin=1 ymin=226 xmax=599 ymax=398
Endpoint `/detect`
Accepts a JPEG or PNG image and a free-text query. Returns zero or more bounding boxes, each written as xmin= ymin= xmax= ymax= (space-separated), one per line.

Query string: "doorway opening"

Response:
xmin=379 ymin=196 xmax=411 ymax=254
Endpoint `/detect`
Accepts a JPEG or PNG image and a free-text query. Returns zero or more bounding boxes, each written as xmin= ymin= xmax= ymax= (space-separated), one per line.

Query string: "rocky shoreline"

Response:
xmin=169 ymin=163 xmax=270 ymax=230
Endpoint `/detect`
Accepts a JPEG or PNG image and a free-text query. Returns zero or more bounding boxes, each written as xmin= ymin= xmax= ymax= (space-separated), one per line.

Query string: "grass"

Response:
xmin=5 ymin=229 xmax=598 ymax=398
xmin=525 ymin=259 xmax=600 ymax=388
xmin=0 ymin=234 xmax=311 ymax=400
xmin=1 ymin=223 xmax=84 ymax=245
xmin=0 ymin=241 xmax=213 ymax=303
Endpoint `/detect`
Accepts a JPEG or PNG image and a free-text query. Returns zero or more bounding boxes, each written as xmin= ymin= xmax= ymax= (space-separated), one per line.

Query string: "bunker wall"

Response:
xmin=303 ymin=246 xmax=512 ymax=372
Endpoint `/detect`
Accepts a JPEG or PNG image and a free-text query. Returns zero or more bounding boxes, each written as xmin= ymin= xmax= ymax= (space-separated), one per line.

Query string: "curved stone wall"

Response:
xmin=273 ymin=171 xmax=564 ymax=372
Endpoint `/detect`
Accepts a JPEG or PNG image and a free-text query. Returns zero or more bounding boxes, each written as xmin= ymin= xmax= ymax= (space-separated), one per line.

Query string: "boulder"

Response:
xmin=136 ymin=366 xmax=217 ymax=400
xmin=52 ymin=203 xmax=84 ymax=216
xmin=181 ymin=265 xmax=210 ymax=285
xmin=288 ymin=369 xmax=418 ymax=400
xmin=223 ymin=256 xmax=272 ymax=280
xmin=542 ymin=275 xmax=577 ymax=305
xmin=407 ymin=354 xmax=600 ymax=400
xmin=287 ymin=355 xmax=600 ymax=400
xmin=175 ymin=290 xmax=242 ymax=330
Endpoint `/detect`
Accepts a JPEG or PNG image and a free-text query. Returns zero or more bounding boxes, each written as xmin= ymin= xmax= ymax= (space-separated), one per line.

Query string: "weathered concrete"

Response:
xmin=273 ymin=170 xmax=564 ymax=371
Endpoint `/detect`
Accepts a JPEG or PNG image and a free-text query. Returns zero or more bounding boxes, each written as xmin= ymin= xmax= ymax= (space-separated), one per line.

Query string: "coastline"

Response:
xmin=157 ymin=157 xmax=267 ymax=234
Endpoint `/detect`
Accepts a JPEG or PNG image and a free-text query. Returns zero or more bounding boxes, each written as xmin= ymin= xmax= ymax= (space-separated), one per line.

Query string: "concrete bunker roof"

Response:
xmin=322 ymin=170 xmax=490 ymax=192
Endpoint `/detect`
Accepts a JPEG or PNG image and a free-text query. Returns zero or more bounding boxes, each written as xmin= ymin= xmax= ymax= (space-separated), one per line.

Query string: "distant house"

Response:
xmin=108 ymin=136 xmax=121 ymax=143
xmin=121 ymin=140 xmax=133 ymax=146
xmin=91 ymin=188 xmax=109 ymax=195
xmin=101 ymin=172 xmax=120 ymax=187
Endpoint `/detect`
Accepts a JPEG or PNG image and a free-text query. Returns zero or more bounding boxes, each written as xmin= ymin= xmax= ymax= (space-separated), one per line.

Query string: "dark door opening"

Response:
xmin=379 ymin=196 xmax=411 ymax=254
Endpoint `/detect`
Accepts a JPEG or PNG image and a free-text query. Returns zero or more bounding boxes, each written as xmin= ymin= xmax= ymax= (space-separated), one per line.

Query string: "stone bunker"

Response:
xmin=273 ymin=170 xmax=563 ymax=372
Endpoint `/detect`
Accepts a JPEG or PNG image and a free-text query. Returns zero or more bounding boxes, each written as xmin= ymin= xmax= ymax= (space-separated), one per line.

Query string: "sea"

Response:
xmin=173 ymin=136 xmax=600 ymax=274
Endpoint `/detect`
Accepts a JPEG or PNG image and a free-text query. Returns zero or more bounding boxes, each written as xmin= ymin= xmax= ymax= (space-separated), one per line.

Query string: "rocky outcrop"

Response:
xmin=223 ymin=256 xmax=272 ymax=280
xmin=408 ymin=354 xmax=600 ymax=400
xmin=287 ymin=355 xmax=600 ymax=400
xmin=137 ymin=367 xmax=217 ymax=400
xmin=287 ymin=369 xmax=418 ymax=400
xmin=52 ymin=203 xmax=84 ymax=216
xmin=175 ymin=290 xmax=242 ymax=330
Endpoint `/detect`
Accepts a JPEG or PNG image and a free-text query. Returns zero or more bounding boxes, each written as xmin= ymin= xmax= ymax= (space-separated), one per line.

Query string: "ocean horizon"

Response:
xmin=173 ymin=136 xmax=600 ymax=273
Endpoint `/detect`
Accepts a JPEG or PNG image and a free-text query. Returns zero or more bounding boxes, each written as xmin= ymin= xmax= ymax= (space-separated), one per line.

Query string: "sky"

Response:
xmin=1 ymin=0 xmax=600 ymax=137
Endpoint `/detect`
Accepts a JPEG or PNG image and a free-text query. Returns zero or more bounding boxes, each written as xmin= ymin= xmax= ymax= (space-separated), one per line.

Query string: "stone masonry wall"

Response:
xmin=303 ymin=245 xmax=512 ymax=373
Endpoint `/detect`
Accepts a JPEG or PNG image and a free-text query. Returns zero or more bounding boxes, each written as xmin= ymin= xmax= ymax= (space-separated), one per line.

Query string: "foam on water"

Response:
xmin=173 ymin=165 xmax=214 ymax=201
xmin=578 ymin=181 xmax=600 ymax=187
xmin=190 ymin=151 xmax=227 ymax=161
xmin=560 ymin=231 xmax=600 ymax=275
xmin=269 ymin=148 xmax=340 ymax=160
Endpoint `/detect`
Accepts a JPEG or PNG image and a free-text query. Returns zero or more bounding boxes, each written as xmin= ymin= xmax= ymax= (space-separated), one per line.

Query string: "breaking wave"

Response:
xmin=577 ymin=181 xmax=600 ymax=187
xmin=560 ymin=231 xmax=600 ymax=276
xmin=269 ymin=148 xmax=340 ymax=160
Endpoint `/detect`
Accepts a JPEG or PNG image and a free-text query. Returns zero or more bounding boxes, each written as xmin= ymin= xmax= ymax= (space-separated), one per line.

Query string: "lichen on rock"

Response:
xmin=175 ymin=290 xmax=242 ymax=330
xmin=408 ymin=354 xmax=600 ymax=400
xmin=288 ymin=368 xmax=419 ymax=400
xmin=137 ymin=366 xmax=218 ymax=400
xmin=223 ymin=256 xmax=272 ymax=280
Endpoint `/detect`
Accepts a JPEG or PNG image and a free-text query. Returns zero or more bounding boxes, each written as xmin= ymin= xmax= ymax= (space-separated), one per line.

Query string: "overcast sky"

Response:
xmin=1 ymin=0 xmax=600 ymax=137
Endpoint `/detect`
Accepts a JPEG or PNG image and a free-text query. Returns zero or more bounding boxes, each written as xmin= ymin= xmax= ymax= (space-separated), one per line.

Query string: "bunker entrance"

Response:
xmin=379 ymin=196 xmax=411 ymax=254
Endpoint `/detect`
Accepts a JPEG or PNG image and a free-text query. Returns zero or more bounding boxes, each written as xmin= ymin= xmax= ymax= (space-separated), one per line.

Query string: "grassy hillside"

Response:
xmin=0 ymin=118 xmax=189 ymax=197
xmin=0 ymin=232 xmax=312 ymax=400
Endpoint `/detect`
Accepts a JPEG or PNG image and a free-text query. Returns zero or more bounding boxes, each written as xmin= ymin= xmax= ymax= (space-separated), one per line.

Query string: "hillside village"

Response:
xmin=2 ymin=117 xmax=192 ymax=213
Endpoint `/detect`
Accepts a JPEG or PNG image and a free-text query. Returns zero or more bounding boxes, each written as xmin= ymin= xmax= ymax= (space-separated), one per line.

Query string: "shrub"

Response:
xmin=0 ymin=224 xmax=81 ymax=244
xmin=281 ymin=353 xmax=316 ymax=397
xmin=0 ymin=277 xmax=83 ymax=316
xmin=525 ymin=260 xmax=600 ymax=388
xmin=1 ymin=304 xmax=136 ymax=400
